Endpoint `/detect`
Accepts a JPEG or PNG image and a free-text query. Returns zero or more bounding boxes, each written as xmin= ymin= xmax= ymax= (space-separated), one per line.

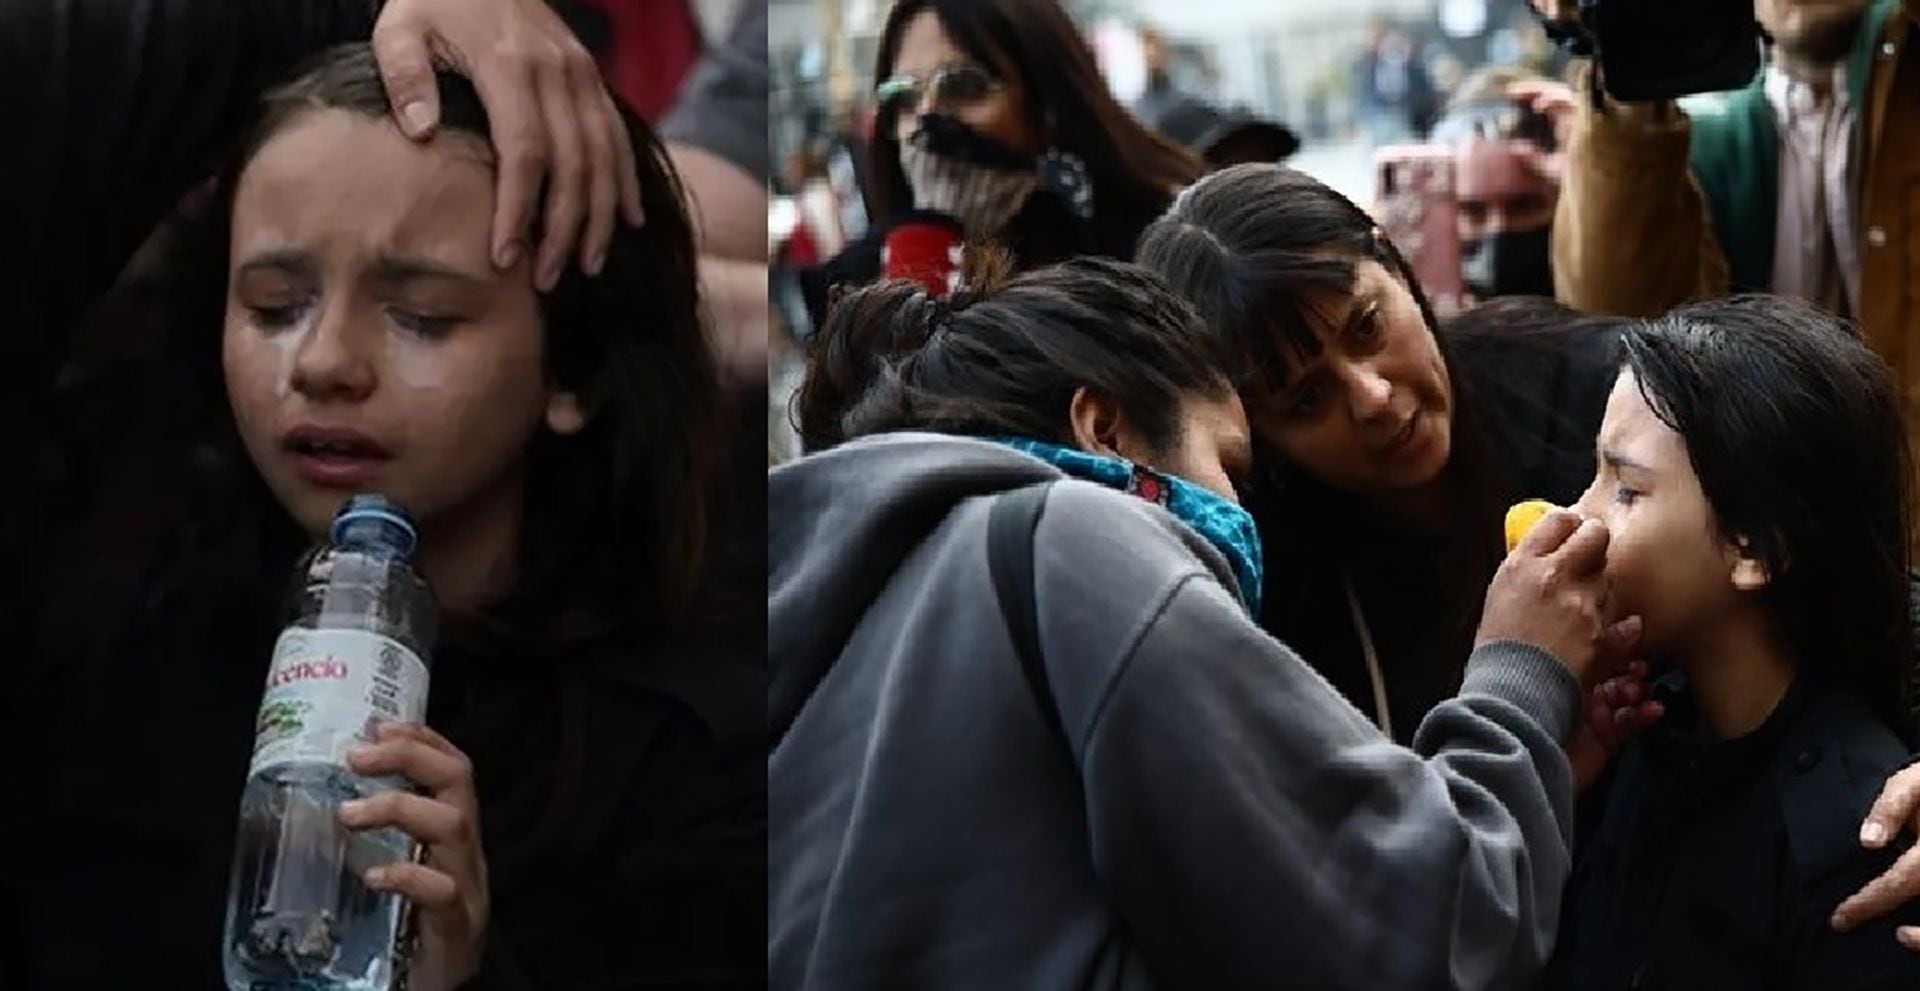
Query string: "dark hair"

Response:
xmin=39 ymin=44 xmax=726 ymax=881
xmin=216 ymin=43 xmax=722 ymax=644
xmin=869 ymin=0 xmax=1202 ymax=261
xmin=1624 ymin=297 xmax=1914 ymax=742
xmin=795 ymin=252 xmax=1230 ymax=454
xmin=1441 ymin=296 xmax=1630 ymax=493
xmin=1136 ymin=163 xmax=1508 ymax=672
xmin=1138 ymin=164 xmax=1448 ymax=394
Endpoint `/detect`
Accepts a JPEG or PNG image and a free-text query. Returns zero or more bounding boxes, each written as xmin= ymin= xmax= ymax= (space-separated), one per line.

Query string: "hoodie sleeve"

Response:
xmin=1 ymin=0 xmax=380 ymax=370
xmin=1080 ymin=571 xmax=1580 ymax=991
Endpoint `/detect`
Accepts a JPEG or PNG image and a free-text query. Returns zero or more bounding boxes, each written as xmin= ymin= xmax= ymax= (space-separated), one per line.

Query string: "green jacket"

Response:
xmin=1688 ymin=0 xmax=1903 ymax=292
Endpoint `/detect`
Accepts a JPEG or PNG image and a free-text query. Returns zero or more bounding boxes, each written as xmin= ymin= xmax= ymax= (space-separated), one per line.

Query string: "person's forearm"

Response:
xmin=1551 ymin=91 xmax=1728 ymax=316
xmin=1090 ymin=583 xmax=1581 ymax=989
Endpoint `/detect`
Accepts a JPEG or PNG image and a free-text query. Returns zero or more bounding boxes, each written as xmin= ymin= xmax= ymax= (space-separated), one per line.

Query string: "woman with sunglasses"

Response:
xmin=797 ymin=0 xmax=1202 ymax=328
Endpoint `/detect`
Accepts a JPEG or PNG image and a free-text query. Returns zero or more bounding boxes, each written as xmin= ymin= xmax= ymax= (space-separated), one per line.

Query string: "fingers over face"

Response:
xmin=469 ymin=50 xmax=546 ymax=270
xmin=1550 ymin=517 xmax=1610 ymax=577
xmin=1515 ymin=508 xmax=1583 ymax=558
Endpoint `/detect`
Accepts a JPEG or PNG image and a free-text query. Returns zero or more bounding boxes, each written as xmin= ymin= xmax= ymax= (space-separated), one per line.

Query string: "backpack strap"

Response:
xmin=986 ymin=482 xmax=1073 ymax=759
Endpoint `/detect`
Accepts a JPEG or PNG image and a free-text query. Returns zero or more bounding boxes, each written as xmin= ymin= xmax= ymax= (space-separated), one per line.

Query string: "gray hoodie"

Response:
xmin=770 ymin=432 xmax=1584 ymax=990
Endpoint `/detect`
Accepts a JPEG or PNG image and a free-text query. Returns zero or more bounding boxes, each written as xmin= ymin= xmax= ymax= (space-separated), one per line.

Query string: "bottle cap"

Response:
xmin=331 ymin=494 xmax=420 ymax=561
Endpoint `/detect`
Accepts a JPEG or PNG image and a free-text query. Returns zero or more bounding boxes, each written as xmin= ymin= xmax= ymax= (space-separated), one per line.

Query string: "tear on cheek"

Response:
xmin=267 ymin=332 xmax=303 ymax=399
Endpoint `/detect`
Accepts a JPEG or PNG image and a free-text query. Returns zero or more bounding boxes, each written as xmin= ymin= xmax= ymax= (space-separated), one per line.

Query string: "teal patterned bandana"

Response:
xmin=990 ymin=437 xmax=1264 ymax=616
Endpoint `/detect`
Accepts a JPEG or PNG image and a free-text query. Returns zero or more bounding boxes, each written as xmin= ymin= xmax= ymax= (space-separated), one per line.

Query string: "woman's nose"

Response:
xmin=1348 ymin=365 xmax=1394 ymax=422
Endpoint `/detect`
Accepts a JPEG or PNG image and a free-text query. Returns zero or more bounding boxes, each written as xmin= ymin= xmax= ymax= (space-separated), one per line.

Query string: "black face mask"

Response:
xmin=1461 ymin=225 xmax=1554 ymax=299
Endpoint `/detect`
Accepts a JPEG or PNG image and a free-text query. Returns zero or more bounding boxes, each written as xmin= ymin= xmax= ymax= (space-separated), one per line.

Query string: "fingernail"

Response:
xmin=497 ymin=241 xmax=524 ymax=270
xmin=401 ymin=101 xmax=434 ymax=136
xmin=1863 ymin=820 xmax=1889 ymax=846
xmin=346 ymin=745 xmax=371 ymax=765
xmin=1832 ymin=908 xmax=1851 ymax=931
xmin=1899 ymin=926 xmax=1920 ymax=949
xmin=339 ymin=800 xmax=366 ymax=825
xmin=587 ymin=248 xmax=606 ymax=276
xmin=366 ymin=866 xmax=388 ymax=887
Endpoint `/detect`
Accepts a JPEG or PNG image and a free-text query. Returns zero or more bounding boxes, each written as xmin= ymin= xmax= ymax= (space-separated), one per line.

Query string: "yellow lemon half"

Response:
xmin=1504 ymin=499 xmax=1560 ymax=554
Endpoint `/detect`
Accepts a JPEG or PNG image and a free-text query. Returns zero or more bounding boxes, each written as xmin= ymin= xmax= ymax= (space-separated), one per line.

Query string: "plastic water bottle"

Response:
xmin=223 ymin=495 xmax=438 ymax=991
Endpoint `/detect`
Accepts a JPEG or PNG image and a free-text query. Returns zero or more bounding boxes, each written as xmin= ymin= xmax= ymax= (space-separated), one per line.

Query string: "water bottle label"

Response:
xmin=249 ymin=628 xmax=430 ymax=776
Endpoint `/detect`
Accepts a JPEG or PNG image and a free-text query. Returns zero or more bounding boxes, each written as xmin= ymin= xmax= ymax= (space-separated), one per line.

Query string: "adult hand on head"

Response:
xmin=341 ymin=722 xmax=490 ymax=991
xmin=371 ymin=0 xmax=646 ymax=291
xmin=1476 ymin=509 xmax=1613 ymax=687
xmin=1831 ymin=761 xmax=1920 ymax=950
xmin=1566 ymin=633 xmax=1665 ymax=793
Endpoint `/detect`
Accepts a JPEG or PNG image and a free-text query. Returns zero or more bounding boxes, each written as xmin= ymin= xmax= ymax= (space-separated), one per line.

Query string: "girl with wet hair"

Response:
xmin=22 ymin=43 xmax=762 ymax=989
xmin=1547 ymin=296 xmax=1920 ymax=988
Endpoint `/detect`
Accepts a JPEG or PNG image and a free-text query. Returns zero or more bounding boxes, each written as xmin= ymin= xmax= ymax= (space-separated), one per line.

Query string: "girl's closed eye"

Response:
xmin=388 ymin=307 xmax=462 ymax=338
xmin=249 ymin=298 xmax=311 ymax=330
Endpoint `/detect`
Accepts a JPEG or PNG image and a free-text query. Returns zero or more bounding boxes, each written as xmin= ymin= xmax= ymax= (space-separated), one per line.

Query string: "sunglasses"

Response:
xmin=874 ymin=64 xmax=1000 ymax=137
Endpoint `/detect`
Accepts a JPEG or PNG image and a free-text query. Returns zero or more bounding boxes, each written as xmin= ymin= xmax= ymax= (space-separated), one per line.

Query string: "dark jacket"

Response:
xmin=1545 ymin=674 xmax=1920 ymax=990
xmin=5 ymin=3 xmax=765 ymax=987
xmin=1255 ymin=320 xmax=1623 ymax=743
xmin=25 ymin=589 xmax=765 ymax=990
xmin=770 ymin=432 xmax=1587 ymax=990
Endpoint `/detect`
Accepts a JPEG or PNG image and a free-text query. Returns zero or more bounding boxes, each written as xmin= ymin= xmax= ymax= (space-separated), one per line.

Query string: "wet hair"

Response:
xmin=37 ymin=44 xmax=726 ymax=881
xmin=213 ymin=43 xmax=722 ymax=644
xmin=1135 ymin=163 xmax=1509 ymax=675
xmin=1442 ymin=296 xmax=1630 ymax=491
xmin=794 ymin=252 xmax=1230 ymax=455
xmin=869 ymin=0 xmax=1201 ymax=261
xmin=1624 ymin=297 xmax=1914 ymax=742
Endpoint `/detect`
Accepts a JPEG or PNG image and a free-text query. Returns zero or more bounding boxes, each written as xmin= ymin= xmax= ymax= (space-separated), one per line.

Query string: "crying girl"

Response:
xmin=1546 ymin=296 xmax=1920 ymax=989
